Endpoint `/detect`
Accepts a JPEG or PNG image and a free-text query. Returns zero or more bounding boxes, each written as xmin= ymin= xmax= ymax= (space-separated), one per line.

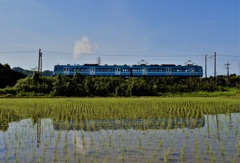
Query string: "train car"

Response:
xmin=54 ymin=63 xmax=203 ymax=77
xmin=54 ymin=64 xmax=131 ymax=76
xmin=131 ymin=64 xmax=203 ymax=77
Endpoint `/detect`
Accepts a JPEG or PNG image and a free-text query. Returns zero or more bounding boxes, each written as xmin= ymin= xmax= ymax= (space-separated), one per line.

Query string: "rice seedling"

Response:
xmin=0 ymin=97 xmax=239 ymax=162
xmin=180 ymin=140 xmax=186 ymax=162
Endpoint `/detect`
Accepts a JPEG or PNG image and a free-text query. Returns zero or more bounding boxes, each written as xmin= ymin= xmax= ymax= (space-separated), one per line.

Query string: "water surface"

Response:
xmin=0 ymin=113 xmax=239 ymax=163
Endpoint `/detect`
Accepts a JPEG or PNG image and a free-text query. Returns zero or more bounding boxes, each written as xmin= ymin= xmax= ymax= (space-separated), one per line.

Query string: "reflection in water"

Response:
xmin=53 ymin=117 xmax=205 ymax=131
xmin=0 ymin=113 xmax=239 ymax=163
xmin=0 ymin=110 xmax=20 ymax=132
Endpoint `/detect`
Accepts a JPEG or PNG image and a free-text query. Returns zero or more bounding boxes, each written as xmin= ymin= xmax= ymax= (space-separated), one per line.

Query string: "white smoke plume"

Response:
xmin=73 ymin=36 xmax=97 ymax=59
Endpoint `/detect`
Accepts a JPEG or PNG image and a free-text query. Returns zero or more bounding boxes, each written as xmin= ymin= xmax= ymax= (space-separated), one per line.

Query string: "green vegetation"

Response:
xmin=0 ymin=97 xmax=239 ymax=126
xmin=0 ymin=63 xmax=240 ymax=97
xmin=0 ymin=97 xmax=239 ymax=162
xmin=0 ymin=63 xmax=26 ymax=88
xmin=0 ymin=71 xmax=240 ymax=97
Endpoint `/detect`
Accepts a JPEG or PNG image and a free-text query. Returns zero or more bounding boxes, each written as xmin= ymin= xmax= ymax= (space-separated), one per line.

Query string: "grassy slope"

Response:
xmin=160 ymin=88 xmax=240 ymax=98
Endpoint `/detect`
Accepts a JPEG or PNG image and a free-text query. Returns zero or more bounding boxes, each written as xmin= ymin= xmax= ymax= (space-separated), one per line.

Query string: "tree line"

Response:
xmin=0 ymin=67 xmax=239 ymax=97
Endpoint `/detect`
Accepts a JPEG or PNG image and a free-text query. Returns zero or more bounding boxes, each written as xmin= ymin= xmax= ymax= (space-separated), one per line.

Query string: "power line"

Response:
xmin=218 ymin=55 xmax=239 ymax=57
xmin=0 ymin=51 xmax=38 ymax=53
xmin=43 ymin=51 xmax=203 ymax=58
xmin=42 ymin=51 xmax=72 ymax=54
xmin=1 ymin=50 xmax=230 ymax=58
xmin=0 ymin=50 xmax=238 ymax=58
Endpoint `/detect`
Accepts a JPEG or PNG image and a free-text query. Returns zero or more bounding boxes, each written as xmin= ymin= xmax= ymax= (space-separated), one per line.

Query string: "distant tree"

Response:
xmin=0 ymin=63 xmax=26 ymax=88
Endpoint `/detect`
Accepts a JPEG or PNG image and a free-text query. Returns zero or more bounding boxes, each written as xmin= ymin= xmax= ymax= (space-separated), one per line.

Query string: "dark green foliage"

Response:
xmin=14 ymin=72 xmax=53 ymax=95
xmin=2 ymin=75 xmax=239 ymax=96
xmin=0 ymin=63 xmax=26 ymax=88
xmin=1 ymin=64 xmax=240 ymax=97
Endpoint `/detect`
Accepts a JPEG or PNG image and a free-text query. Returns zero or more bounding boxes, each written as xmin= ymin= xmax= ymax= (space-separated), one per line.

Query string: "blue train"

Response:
xmin=54 ymin=63 xmax=203 ymax=77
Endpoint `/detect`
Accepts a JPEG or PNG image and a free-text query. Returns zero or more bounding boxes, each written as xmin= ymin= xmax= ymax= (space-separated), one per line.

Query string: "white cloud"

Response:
xmin=73 ymin=36 xmax=97 ymax=59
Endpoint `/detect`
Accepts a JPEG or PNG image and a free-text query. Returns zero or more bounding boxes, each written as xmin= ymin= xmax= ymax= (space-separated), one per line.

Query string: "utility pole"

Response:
xmin=214 ymin=52 xmax=217 ymax=77
xmin=205 ymin=55 xmax=207 ymax=78
xmin=38 ymin=49 xmax=42 ymax=76
xmin=238 ymin=63 xmax=240 ymax=90
xmin=224 ymin=62 xmax=230 ymax=77
xmin=97 ymin=56 xmax=102 ymax=65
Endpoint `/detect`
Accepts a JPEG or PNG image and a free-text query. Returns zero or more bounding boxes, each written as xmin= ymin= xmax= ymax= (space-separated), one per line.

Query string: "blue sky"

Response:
xmin=0 ymin=0 xmax=239 ymax=76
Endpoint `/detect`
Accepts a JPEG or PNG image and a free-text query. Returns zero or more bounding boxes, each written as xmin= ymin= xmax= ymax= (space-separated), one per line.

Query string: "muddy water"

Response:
xmin=0 ymin=113 xmax=239 ymax=163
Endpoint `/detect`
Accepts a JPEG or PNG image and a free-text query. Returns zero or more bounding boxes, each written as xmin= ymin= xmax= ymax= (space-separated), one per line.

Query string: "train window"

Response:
xmin=183 ymin=68 xmax=188 ymax=72
xmin=173 ymin=68 xmax=181 ymax=72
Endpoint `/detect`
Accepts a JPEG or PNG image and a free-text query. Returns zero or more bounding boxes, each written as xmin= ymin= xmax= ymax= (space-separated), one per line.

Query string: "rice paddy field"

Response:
xmin=0 ymin=97 xmax=239 ymax=163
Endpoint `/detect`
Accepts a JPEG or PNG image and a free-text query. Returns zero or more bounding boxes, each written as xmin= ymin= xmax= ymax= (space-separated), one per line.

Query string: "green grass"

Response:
xmin=157 ymin=88 xmax=240 ymax=97
xmin=0 ymin=97 xmax=240 ymax=126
